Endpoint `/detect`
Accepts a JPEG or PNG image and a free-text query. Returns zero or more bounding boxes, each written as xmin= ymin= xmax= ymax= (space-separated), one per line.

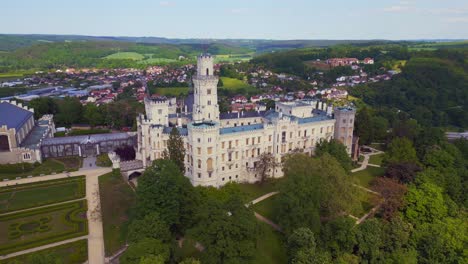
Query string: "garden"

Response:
xmin=0 ymin=157 xmax=82 ymax=181
xmin=0 ymin=176 xmax=85 ymax=213
xmin=0 ymin=200 xmax=88 ymax=255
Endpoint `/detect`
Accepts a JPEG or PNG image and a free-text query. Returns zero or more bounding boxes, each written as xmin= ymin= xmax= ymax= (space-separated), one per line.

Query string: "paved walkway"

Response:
xmin=351 ymin=147 xmax=383 ymax=173
xmin=0 ymin=236 xmax=88 ymax=260
xmin=246 ymin=191 xmax=279 ymax=207
xmin=0 ymin=167 xmax=111 ymax=263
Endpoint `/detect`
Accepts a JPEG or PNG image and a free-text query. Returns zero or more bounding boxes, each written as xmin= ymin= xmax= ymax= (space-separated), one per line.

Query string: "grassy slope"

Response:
xmin=253 ymin=222 xmax=287 ymax=264
xmin=104 ymin=52 xmax=144 ymax=60
xmin=352 ymin=166 xmax=385 ymax=187
xmin=368 ymin=154 xmax=384 ymax=166
xmin=99 ymin=170 xmax=136 ymax=256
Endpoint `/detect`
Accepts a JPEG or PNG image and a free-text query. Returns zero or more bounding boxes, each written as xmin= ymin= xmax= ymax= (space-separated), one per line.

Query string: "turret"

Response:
xmin=192 ymin=54 xmax=220 ymax=123
xmin=333 ymin=107 xmax=356 ymax=155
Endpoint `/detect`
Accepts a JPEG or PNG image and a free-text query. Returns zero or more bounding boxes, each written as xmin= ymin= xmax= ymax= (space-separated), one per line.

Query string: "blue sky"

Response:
xmin=1 ymin=0 xmax=467 ymax=39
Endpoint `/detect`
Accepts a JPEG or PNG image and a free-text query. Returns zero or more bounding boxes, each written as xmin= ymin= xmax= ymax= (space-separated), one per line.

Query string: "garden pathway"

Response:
xmin=0 ymin=167 xmax=111 ymax=264
xmin=351 ymin=147 xmax=384 ymax=173
xmin=0 ymin=198 xmax=85 ymax=216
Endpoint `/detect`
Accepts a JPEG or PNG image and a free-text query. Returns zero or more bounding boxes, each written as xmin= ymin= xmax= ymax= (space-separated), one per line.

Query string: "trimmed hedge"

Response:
xmin=0 ymin=200 xmax=88 ymax=255
xmin=0 ymin=162 xmax=37 ymax=174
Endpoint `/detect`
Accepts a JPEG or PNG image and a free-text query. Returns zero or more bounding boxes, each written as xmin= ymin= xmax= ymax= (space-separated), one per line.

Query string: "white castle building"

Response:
xmin=137 ymin=54 xmax=355 ymax=187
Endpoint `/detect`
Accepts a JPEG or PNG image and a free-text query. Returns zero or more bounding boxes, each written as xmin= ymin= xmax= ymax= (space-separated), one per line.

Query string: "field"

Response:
xmin=0 ymin=239 xmax=88 ymax=264
xmin=352 ymin=167 xmax=385 ymax=187
xmin=104 ymin=52 xmax=144 ymax=60
xmin=0 ymin=200 xmax=88 ymax=255
xmin=219 ymin=77 xmax=259 ymax=94
xmin=151 ymin=86 xmax=190 ymax=96
xmin=253 ymin=223 xmax=287 ymax=264
xmin=214 ymin=53 xmax=253 ymax=63
xmin=99 ymin=170 xmax=136 ymax=256
xmin=304 ymin=60 xmax=331 ymax=71
xmin=0 ymin=176 xmax=85 ymax=213
xmin=238 ymin=180 xmax=281 ymax=202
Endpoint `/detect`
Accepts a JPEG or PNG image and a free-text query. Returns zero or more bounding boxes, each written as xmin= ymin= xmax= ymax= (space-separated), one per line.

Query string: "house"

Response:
xmin=362 ymin=58 xmax=374 ymax=64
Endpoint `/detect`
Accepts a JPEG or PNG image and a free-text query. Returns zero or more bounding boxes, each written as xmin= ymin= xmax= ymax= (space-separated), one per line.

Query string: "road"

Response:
xmin=0 ymin=167 xmax=111 ymax=264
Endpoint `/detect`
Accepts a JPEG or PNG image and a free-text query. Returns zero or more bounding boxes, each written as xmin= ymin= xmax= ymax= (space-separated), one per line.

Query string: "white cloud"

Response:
xmin=444 ymin=17 xmax=468 ymax=23
xmin=383 ymin=5 xmax=411 ymax=12
xmin=159 ymin=1 xmax=174 ymax=7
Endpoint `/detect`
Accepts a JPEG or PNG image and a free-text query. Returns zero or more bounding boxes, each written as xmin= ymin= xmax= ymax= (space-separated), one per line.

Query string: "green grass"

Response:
xmin=253 ymin=222 xmax=287 ymax=264
xmin=252 ymin=195 xmax=279 ymax=221
xmin=105 ymin=52 xmax=144 ymax=60
xmin=0 ymin=177 xmax=85 ymax=213
xmin=219 ymin=77 xmax=258 ymax=93
xmin=99 ymin=170 xmax=136 ymax=256
xmin=368 ymin=154 xmax=384 ymax=166
xmin=237 ymin=180 xmax=281 ymax=202
xmin=369 ymin=143 xmax=386 ymax=151
xmin=140 ymin=57 xmax=177 ymax=64
xmin=0 ymin=239 xmax=88 ymax=264
xmin=214 ymin=54 xmax=253 ymax=63
xmin=352 ymin=167 xmax=385 ymax=188
xmin=0 ymin=200 xmax=88 ymax=255
xmin=0 ymin=159 xmax=71 ymax=181
xmin=349 ymin=190 xmax=380 ymax=217
xmin=151 ymin=87 xmax=190 ymax=96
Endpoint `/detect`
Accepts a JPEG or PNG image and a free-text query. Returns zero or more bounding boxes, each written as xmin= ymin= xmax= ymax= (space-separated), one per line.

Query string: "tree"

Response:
xmin=383 ymin=137 xmax=418 ymax=165
xmin=29 ymin=97 xmax=58 ymax=119
xmin=115 ymin=145 xmax=136 ymax=161
xmin=403 ymin=181 xmax=448 ymax=225
xmin=384 ymin=162 xmax=421 ymax=184
xmin=179 ymin=258 xmax=201 ymax=264
xmin=55 ymin=97 xmax=83 ymax=126
xmin=355 ymin=107 xmax=373 ymax=145
xmin=276 ymin=154 xmax=361 ymax=233
xmin=319 ymin=217 xmax=356 ymax=257
xmin=127 ymin=212 xmax=171 ymax=243
xmin=83 ymin=103 xmax=104 ymax=127
xmin=167 ymin=127 xmax=186 ymax=173
xmin=371 ymin=178 xmax=407 ymax=220
xmin=315 ymin=139 xmax=353 ymax=172
xmin=189 ymin=193 xmax=258 ymax=264
xmin=287 ymin=227 xmax=316 ymax=261
xmin=135 ymin=159 xmax=198 ymax=233
xmin=355 ymin=219 xmax=384 ymax=263
xmin=255 ymin=152 xmax=278 ymax=184
xmin=119 ymin=238 xmax=170 ymax=264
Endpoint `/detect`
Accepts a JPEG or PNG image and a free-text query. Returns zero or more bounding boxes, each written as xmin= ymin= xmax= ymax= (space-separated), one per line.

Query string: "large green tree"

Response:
xmin=383 ymin=137 xmax=418 ymax=165
xmin=167 ymin=127 xmax=186 ymax=173
xmin=127 ymin=212 xmax=171 ymax=243
xmin=119 ymin=238 xmax=170 ymax=264
xmin=315 ymin=139 xmax=353 ymax=172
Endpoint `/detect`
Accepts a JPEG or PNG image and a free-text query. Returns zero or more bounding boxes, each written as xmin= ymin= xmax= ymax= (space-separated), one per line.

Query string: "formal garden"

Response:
xmin=0 ymin=200 xmax=88 ymax=255
xmin=0 ymin=176 xmax=85 ymax=213
xmin=0 ymin=239 xmax=88 ymax=264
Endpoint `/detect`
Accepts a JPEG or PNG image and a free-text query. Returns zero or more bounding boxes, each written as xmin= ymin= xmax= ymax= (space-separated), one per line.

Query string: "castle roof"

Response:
xmin=220 ymin=123 xmax=264 ymax=135
xmin=0 ymin=101 xmax=33 ymax=131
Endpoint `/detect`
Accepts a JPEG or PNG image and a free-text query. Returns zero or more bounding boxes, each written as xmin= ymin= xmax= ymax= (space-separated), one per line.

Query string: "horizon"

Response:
xmin=2 ymin=0 xmax=468 ymax=40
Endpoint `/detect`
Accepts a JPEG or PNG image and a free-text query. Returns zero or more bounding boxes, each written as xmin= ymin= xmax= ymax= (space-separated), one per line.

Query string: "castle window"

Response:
xmin=207 ymin=89 xmax=212 ymax=95
xmin=320 ymin=127 xmax=323 ymax=133
xmin=222 ymin=154 xmax=225 ymax=162
xmin=23 ymin=153 xmax=31 ymax=160
xmin=197 ymin=147 xmax=201 ymax=155
xmin=206 ymin=68 xmax=209 ymax=75
xmin=236 ymin=175 xmax=238 ymax=179
xmin=208 ymin=100 xmax=211 ymax=105
xmin=282 ymin=132 xmax=286 ymax=143
xmin=350 ymin=119 xmax=353 ymax=123
xmin=198 ymin=173 xmax=201 ymax=178
xmin=207 ymin=158 xmax=213 ymax=171
xmin=207 ymin=147 xmax=213 ymax=154
xmin=258 ymin=136 xmax=261 ymax=143
xmin=236 ymin=140 xmax=239 ymax=146
xmin=222 ymin=166 xmax=225 ymax=171
xmin=208 ymin=138 xmax=212 ymax=143
xmin=198 ymin=160 xmax=201 ymax=169
xmin=197 ymin=138 xmax=201 ymax=143
xmin=269 ymin=135 xmax=272 ymax=142
xmin=342 ymin=119 xmax=346 ymax=124
xmin=229 ymin=176 xmax=232 ymax=180
xmin=222 ymin=142 xmax=225 ymax=149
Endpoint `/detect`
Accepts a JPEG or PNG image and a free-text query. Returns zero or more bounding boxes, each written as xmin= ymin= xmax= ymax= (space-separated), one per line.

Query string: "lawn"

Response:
xmin=99 ymin=170 xmax=136 ymax=256
xmin=352 ymin=167 xmax=385 ymax=188
xmin=140 ymin=57 xmax=177 ymax=64
xmin=237 ymin=180 xmax=281 ymax=202
xmin=253 ymin=222 xmax=287 ymax=264
xmin=105 ymin=52 xmax=145 ymax=60
xmin=252 ymin=195 xmax=279 ymax=221
xmin=0 ymin=239 xmax=88 ymax=264
xmin=151 ymin=87 xmax=190 ymax=97
xmin=214 ymin=54 xmax=253 ymax=63
xmin=219 ymin=77 xmax=258 ymax=93
xmin=0 ymin=200 xmax=88 ymax=255
xmin=0 ymin=176 xmax=85 ymax=213
xmin=349 ymin=190 xmax=380 ymax=218
xmin=368 ymin=154 xmax=384 ymax=166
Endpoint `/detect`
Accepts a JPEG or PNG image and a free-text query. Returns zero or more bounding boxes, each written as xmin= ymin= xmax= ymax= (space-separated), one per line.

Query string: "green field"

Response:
xmin=352 ymin=167 xmax=385 ymax=187
xmin=0 ymin=200 xmax=88 ymax=255
xmin=0 ymin=239 xmax=88 ymax=264
xmin=368 ymin=154 xmax=384 ymax=166
xmin=140 ymin=57 xmax=177 ymax=64
xmin=238 ymin=180 xmax=281 ymax=202
xmin=0 ymin=176 xmax=85 ymax=213
xmin=99 ymin=170 xmax=136 ymax=256
xmin=252 ymin=195 xmax=279 ymax=221
xmin=151 ymin=86 xmax=190 ymax=96
xmin=105 ymin=52 xmax=144 ymax=60
xmin=253 ymin=222 xmax=287 ymax=264
xmin=219 ymin=77 xmax=259 ymax=94
xmin=214 ymin=53 xmax=253 ymax=63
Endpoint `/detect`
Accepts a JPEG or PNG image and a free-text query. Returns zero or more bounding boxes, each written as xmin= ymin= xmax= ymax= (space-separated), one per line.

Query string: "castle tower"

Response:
xmin=192 ymin=54 xmax=219 ymax=123
xmin=333 ymin=107 xmax=356 ymax=155
xmin=144 ymin=96 xmax=169 ymax=126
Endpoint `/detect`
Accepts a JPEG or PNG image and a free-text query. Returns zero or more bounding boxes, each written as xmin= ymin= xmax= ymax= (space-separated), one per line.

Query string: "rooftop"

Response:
xmin=42 ymin=132 xmax=134 ymax=146
xmin=163 ymin=126 xmax=188 ymax=136
xmin=20 ymin=125 xmax=49 ymax=149
xmin=220 ymin=123 xmax=264 ymax=135
xmin=0 ymin=101 xmax=33 ymax=131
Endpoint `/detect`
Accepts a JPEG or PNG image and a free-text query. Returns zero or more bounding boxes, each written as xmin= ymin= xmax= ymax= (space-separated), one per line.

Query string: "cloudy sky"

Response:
xmin=1 ymin=0 xmax=467 ymax=39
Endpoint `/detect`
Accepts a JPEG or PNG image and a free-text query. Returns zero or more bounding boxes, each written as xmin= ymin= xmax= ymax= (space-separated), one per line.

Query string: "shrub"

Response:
xmin=96 ymin=154 xmax=112 ymax=167
xmin=0 ymin=163 xmax=36 ymax=173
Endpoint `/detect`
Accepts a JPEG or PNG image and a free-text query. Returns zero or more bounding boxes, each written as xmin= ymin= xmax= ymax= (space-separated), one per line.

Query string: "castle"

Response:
xmin=137 ymin=54 xmax=356 ymax=187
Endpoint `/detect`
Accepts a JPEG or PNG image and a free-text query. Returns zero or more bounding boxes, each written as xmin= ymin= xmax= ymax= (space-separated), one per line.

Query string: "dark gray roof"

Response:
xmin=41 ymin=132 xmax=134 ymax=145
xmin=0 ymin=102 xmax=33 ymax=130
xmin=220 ymin=111 xmax=264 ymax=120
xmin=163 ymin=126 xmax=188 ymax=136
xmin=220 ymin=124 xmax=264 ymax=135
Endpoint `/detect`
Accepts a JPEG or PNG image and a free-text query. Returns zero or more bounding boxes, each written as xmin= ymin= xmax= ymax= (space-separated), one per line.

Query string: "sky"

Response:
xmin=1 ymin=0 xmax=468 ymax=40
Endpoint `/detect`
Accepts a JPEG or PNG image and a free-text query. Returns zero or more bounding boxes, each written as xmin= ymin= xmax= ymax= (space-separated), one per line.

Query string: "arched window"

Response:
xmin=206 ymin=68 xmax=209 ymax=75
xmin=197 ymin=159 xmax=201 ymax=169
xmin=207 ymin=158 xmax=213 ymax=171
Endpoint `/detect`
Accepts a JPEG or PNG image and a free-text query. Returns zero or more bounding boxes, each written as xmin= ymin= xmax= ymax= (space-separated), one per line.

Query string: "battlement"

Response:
xmin=188 ymin=121 xmax=218 ymax=133
xmin=0 ymin=100 xmax=34 ymax=113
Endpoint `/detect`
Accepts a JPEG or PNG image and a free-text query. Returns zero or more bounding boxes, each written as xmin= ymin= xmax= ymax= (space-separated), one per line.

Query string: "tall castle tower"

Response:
xmin=192 ymin=54 xmax=219 ymax=123
xmin=333 ymin=107 xmax=356 ymax=154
